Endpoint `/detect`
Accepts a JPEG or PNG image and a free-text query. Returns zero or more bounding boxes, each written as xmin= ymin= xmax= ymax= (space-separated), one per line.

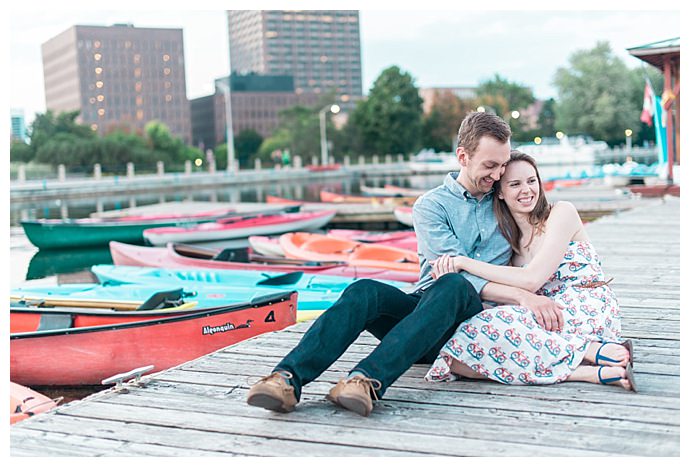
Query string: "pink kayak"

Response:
xmin=109 ymin=241 xmax=421 ymax=283
xmin=143 ymin=210 xmax=336 ymax=246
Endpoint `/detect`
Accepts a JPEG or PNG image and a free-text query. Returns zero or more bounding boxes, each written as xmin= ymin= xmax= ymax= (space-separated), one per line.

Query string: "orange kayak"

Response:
xmin=279 ymin=232 xmax=419 ymax=273
xmin=319 ymin=190 xmax=417 ymax=206
xmin=10 ymin=382 xmax=60 ymax=424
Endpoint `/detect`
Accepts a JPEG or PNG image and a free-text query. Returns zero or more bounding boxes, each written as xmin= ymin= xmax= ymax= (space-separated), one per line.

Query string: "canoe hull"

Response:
xmin=22 ymin=218 xmax=218 ymax=250
xmin=10 ymin=292 xmax=297 ymax=386
xmin=143 ymin=210 xmax=336 ymax=245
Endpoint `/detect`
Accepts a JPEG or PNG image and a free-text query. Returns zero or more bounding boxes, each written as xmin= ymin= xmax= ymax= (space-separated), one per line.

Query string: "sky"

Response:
xmin=7 ymin=2 xmax=683 ymax=127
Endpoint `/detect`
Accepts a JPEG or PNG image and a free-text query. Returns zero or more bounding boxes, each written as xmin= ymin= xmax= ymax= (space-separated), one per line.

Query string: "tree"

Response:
xmin=476 ymin=74 xmax=535 ymax=119
xmin=234 ymin=129 xmax=264 ymax=167
xmin=552 ymin=41 xmax=662 ymax=145
xmin=537 ymin=98 xmax=557 ymax=137
xmin=10 ymin=141 xmax=34 ymax=163
xmin=349 ymin=66 xmax=424 ymax=156
xmin=421 ymin=90 xmax=477 ymax=152
xmin=27 ymin=110 xmax=94 ymax=153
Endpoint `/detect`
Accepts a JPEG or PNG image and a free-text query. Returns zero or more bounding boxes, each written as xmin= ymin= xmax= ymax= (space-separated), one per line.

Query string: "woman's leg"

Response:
xmin=566 ymin=365 xmax=633 ymax=391
xmin=449 ymin=359 xmax=489 ymax=380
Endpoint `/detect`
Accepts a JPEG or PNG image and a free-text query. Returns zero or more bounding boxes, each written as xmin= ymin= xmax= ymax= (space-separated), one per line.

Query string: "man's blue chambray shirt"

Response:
xmin=411 ymin=172 xmax=512 ymax=295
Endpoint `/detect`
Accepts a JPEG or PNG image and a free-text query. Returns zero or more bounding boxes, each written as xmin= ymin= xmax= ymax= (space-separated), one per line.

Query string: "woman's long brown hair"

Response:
xmin=493 ymin=150 xmax=552 ymax=254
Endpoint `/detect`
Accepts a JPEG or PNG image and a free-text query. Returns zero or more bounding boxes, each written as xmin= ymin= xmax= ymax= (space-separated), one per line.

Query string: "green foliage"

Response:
xmin=553 ymin=41 xmax=662 ymax=144
xmin=537 ymin=98 xmax=557 ymax=137
xmin=234 ymin=129 xmax=264 ymax=166
xmin=476 ymin=74 xmax=535 ymax=118
xmin=10 ymin=141 xmax=34 ymax=163
xmin=349 ymin=66 xmax=424 ymax=156
xmin=421 ymin=91 xmax=478 ymax=152
xmin=17 ymin=110 xmax=207 ymax=172
xmin=257 ymin=129 xmax=292 ymax=161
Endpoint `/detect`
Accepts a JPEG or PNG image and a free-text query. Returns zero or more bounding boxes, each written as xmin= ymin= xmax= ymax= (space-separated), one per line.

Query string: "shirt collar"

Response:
xmin=444 ymin=171 xmax=495 ymax=201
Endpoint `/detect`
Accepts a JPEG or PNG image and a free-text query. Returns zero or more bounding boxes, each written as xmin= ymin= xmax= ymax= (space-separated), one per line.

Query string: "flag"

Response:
xmin=640 ymin=79 xmax=655 ymax=126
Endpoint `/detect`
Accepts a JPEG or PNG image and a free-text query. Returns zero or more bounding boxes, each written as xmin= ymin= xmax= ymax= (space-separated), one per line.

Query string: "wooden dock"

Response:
xmin=10 ymin=196 xmax=680 ymax=456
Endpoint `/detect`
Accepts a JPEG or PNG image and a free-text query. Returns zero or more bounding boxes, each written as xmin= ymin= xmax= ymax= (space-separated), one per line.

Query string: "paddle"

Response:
xmin=256 ymin=271 xmax=304 ymax=286
xmin=10 ymin=288 xmax=189 ymax=312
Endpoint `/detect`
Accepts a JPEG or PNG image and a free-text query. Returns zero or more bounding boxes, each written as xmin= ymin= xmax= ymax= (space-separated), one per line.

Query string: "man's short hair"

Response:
xmin=457 ymin=112 xmax=512 ymax=156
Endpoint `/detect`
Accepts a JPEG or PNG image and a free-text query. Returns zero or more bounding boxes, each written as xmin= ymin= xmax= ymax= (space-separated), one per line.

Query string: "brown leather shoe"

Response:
xmin=247 ymin=371 xmax=297 ymax=413
xmin=326 ymin=375 xmax=382 ymax=417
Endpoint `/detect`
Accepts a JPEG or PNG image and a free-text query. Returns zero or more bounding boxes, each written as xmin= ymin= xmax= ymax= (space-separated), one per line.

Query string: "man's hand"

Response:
xmin=518 ymin=292 xmax=564 ymax=332
xmin=430 ymin=254 xmax=458 ymax=280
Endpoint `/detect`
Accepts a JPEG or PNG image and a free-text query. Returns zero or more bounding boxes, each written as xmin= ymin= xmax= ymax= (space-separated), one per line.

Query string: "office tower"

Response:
xmin=41 ymin=24 xmax=191 ymax=143
xmin=10 ymin=108 xmax=28 ymax=142
xmin=227 ymin=10 xmax=362 ymax=100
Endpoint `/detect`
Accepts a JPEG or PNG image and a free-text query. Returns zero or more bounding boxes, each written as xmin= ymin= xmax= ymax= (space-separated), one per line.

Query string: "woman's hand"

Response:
xmin=431 ymin=254 xmax=458 ymax=280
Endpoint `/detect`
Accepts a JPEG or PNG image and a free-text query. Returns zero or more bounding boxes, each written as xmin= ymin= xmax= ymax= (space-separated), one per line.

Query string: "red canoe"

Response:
xmin=10 ymin=291 xmax=297 ymax=386
xmin=109 ymin=241 xmax=420 ymax=283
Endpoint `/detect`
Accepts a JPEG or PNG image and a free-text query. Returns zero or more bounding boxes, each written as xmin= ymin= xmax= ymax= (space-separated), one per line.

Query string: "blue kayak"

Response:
xmin=12 ymin=265 xmax=409 ymax=314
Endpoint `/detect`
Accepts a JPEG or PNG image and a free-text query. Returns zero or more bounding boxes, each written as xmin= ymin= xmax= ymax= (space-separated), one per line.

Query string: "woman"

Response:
xmin=425 ymin=151 xmax=636 ymax=391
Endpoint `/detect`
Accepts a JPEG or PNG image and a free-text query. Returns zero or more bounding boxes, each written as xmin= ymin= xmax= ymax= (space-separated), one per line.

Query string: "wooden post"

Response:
xmin=157 ymin=161 xmax=165 ymax=177
xmin=127 ymin=162 xmax=135 ymax=179
xmin=58 ymin=164 xmax=66 ymax=182
xmin=94 ymin=163 xmax=102 ymax=180
xmin=185 ymin=160 xmax=192 ymax=175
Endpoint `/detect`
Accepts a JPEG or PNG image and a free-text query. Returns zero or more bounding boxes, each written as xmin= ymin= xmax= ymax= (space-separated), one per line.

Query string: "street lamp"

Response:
xmin=216 ymin=79 xmax=236 ymax=173
xmin=625 ymin=128 xmax=633 ymax=155
xmin=319 ymin=104 xmax=340 ymax=166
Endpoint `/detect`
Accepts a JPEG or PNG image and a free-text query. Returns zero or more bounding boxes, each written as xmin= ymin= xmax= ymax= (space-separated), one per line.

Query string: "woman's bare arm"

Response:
xmin=450 ymin=202 xmax=583 ymax=292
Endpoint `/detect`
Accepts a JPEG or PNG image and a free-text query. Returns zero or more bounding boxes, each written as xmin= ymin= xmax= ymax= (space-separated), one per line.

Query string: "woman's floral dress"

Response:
xmin=425 ymin=241 xmax=622 ymax=385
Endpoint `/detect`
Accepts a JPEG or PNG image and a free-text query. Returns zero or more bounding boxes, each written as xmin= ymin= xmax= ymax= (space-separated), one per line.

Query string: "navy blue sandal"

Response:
xmin=597 ymin=365 xmax=638 ymax=392
xmin=595 ymin=340 xmax=633 ymax=366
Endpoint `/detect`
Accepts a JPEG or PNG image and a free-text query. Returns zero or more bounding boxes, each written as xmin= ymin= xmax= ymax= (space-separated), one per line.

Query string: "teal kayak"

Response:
xmin=12 ymin=266 xmax=410 ymax=313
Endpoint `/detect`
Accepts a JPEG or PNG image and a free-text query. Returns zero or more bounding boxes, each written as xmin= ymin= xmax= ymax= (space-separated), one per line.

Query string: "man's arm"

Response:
xmin=413 ymin=197 xmax=489 ymax=293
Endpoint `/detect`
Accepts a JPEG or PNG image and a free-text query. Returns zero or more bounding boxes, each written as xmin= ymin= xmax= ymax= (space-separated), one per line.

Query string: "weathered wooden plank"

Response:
xmin=72 ymin=384 xmax=677 ymax=456
xmin=10 ymin=426 xmax=225 ymax=456
xmin=12 ymin=413 xmax=416 ymax=457
xmin=48 ymin=399 xmax=610 ymax=456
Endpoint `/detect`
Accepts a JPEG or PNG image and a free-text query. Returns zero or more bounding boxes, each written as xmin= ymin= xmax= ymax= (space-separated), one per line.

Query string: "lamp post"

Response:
xmin=319 ymin=104 xmax=340 ymax=166
xmin=625 ymin=128 xmax=633 ymax=156
xmin=216 ymin=79 xmax=236 ymax=173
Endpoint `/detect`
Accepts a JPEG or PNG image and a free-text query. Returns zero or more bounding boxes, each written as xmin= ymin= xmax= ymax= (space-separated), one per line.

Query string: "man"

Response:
xmin=247 ymin=112 xmax=562 ymax=417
